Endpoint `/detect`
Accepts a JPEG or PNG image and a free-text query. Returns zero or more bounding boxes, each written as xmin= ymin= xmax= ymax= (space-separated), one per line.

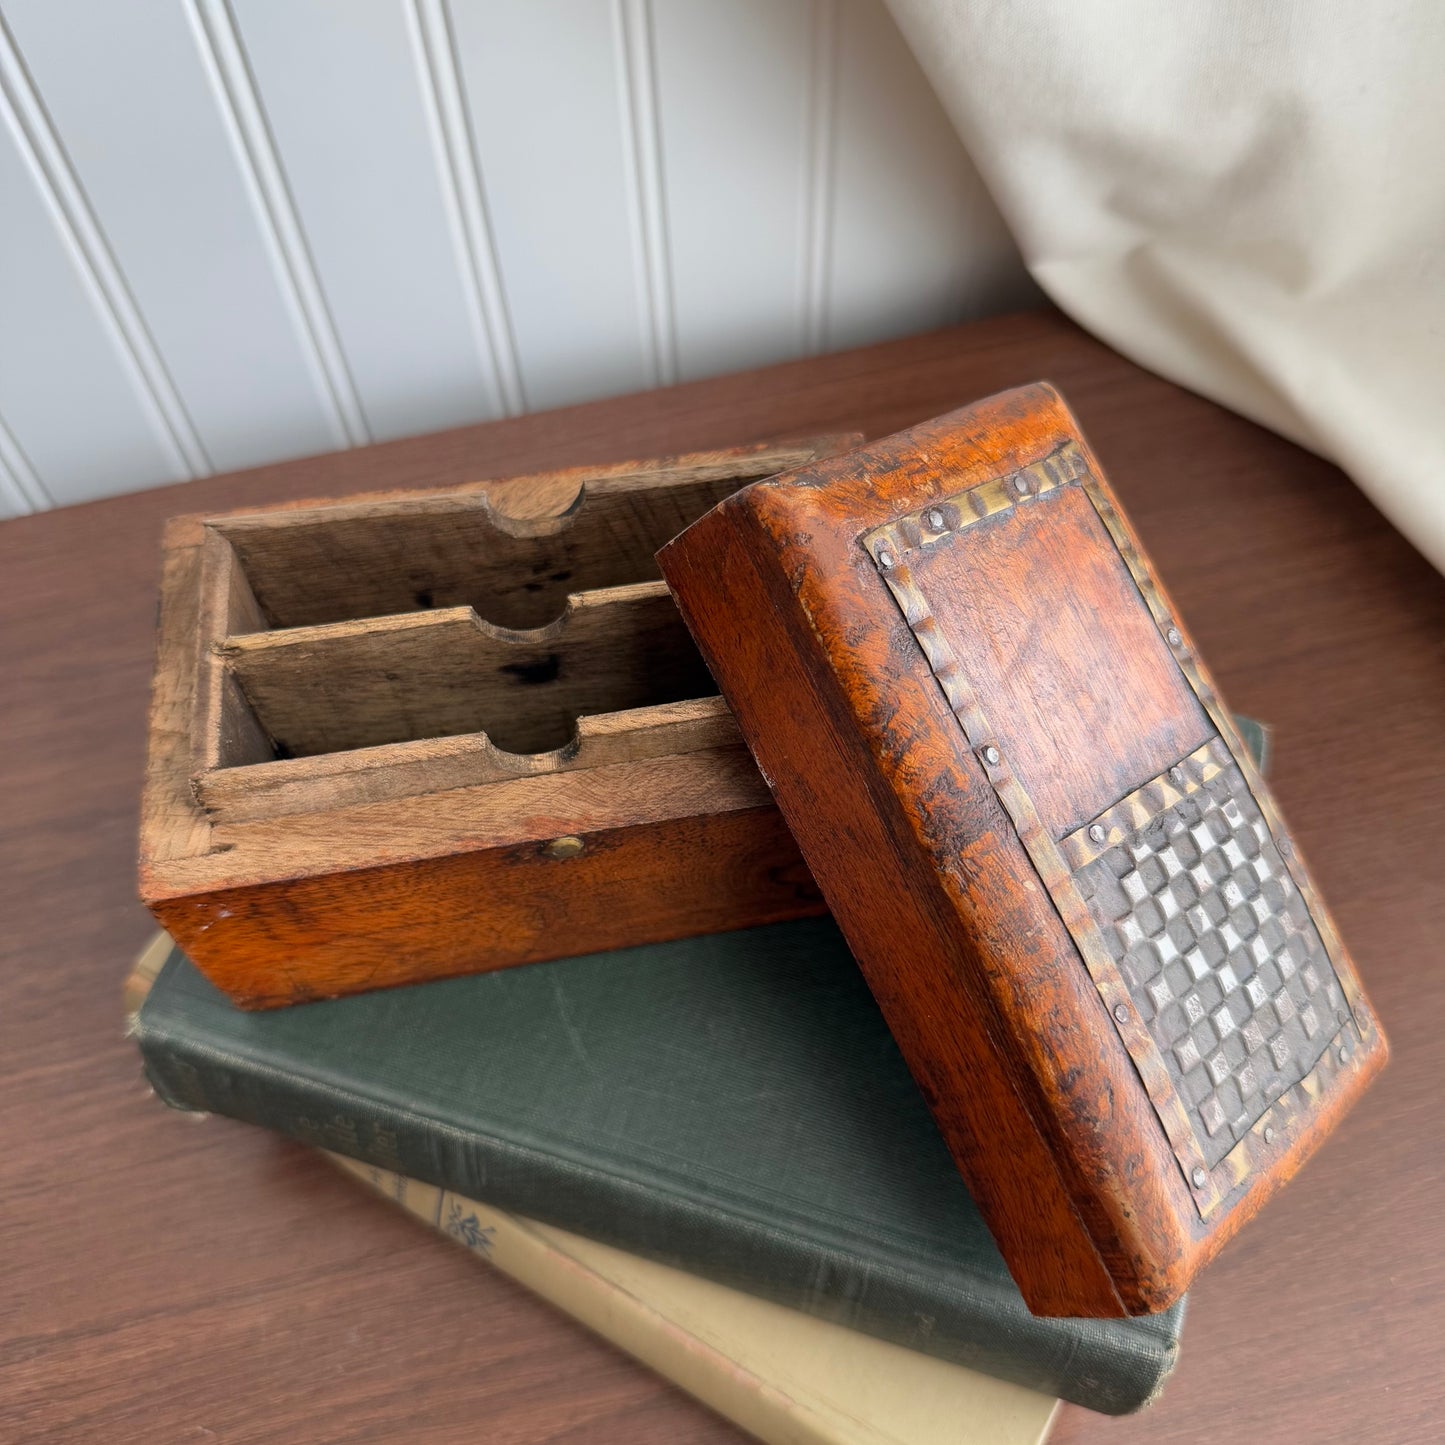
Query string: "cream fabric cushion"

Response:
xmin=885 ymin=0 xmax=1445 ymax=573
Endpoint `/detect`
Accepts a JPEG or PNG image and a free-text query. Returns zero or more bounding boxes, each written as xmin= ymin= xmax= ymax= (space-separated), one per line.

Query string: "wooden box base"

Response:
xmin=140 ymin=440 xmax=851 ymax=1007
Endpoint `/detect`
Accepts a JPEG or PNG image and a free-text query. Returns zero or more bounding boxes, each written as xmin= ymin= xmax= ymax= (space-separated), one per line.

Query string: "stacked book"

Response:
xmin=128 ymin=912 xmax=1191 ymax=1443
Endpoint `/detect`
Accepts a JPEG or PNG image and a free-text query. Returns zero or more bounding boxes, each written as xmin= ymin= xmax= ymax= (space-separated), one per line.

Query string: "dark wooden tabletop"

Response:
xmin=3 ymin=310 xmax=1440 ymax=1443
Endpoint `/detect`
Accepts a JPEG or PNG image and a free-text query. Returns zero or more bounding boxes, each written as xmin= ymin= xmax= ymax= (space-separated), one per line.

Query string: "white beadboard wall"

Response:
xmin=0 ymin=0 xmax=1035 ymax=518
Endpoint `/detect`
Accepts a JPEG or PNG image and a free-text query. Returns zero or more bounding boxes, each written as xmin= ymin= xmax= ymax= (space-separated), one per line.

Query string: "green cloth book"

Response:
xmin=134 ymin=922 xmax=1184 ymax=1415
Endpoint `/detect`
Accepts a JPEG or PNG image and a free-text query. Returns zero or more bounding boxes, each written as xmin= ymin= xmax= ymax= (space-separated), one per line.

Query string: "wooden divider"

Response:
xmin=219 ymin=580 xmax=712 ymax=758
xmin=210 ymin=447 xmax=825 ymax=632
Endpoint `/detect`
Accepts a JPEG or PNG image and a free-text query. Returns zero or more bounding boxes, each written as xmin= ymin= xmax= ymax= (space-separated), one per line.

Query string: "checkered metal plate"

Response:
xmin=1072 ymin=738 xmax=1346 ymax=1168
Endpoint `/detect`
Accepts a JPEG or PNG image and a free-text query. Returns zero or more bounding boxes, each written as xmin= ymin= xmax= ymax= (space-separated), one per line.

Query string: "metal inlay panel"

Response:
xmin=863 ymin=440 xmax=1373 ymax=1215
xmin=1069 ymin=738 xmax=1346 ymax=1168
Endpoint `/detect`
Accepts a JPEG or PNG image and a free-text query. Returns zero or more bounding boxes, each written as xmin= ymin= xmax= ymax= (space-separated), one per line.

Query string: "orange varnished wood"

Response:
xmin=914 ymin=481 xmax=1209 ymax=834
xmin=3 ymin=311 xmax=1436 ymax=1443
xmin=659 ymin=383 xmax=1387 ymax=1318
xmin=153 ymin=800 xmax=815 ymax=1009
xmin=139 ymin=443 xmax=848 ymax=1007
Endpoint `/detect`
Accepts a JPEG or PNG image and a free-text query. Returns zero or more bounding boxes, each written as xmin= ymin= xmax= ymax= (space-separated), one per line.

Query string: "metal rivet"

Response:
xmin=1264 ymin=1126 xmax=1276 ymax=1145
xmin=1166 ymin=627 xmax=1183 ymax=647
xmin=926 ymin=508 xmax=945 ymax=531
xmin=1012 ymin=475 xmax=1030 ymax=496
xmin=1113 ymin=1003 xmax=1130 ymax=1024
xmin=1088 ymin=823 xmax=1107 ymax=844
xmin=981 ymin=745 xmax=1001 ymax=767
xmin=1169 ymin=766 xmax=1186 ymax=788
xmin=1191 ymin=1166 xmax=1208 ymax=1189
xmin=876 ymin=548 xmax=893 ymax=570
xmin=544 ymin=835 xmax=585 ymax=860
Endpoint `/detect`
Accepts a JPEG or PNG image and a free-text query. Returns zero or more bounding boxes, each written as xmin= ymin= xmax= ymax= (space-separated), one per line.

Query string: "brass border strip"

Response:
xmin=861 ymin=441 xmax=1376 ymax=1218
xmin=1058 ymin=738 xmax=1225 ymax=871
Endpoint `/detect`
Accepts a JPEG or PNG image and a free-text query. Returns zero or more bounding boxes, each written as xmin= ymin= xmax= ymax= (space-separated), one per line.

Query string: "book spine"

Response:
xmin=135 ymin=1013 xmax=1178 ymax=1415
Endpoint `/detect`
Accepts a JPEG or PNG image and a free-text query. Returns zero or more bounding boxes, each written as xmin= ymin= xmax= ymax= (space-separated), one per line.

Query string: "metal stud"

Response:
xmin=926 ymin=508 xmax=945 ymax=531
xmin=1113 ymin=1003 xmax=1130 ymax=1024
xmin=1166 ymin=627 xmax=1183 ymax=647
xmin=1088 ymin=823 xmax=1107 ymax=844
xmin=1264 ymin=1126 xmax=1276 ymax=1145
xmin=980 ymin=745 xmax=1001 ymax=767
xmin=1012 ymin=474 xmax=1030 ymax=496
xmin=544 ymin=835 xmax=585 ymax=860
xmin=876 ymin=548 xmax=893 ymax=570
xmin=1169 ymin=765 xmax=1186 ymax=788
xmin=1191 ymin=1166 xmax=1208 ymax=1189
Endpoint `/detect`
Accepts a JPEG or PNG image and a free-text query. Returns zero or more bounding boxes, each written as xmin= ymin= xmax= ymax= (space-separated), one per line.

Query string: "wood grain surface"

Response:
xmin=659 ymin=383 xmax=1386 ymax=1319
xmin=2 ymin=309 xmax=1440 ymax=1442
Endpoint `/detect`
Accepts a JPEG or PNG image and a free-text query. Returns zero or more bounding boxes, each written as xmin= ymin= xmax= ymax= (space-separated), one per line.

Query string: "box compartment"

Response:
xmin=140 ymin=440 xmax=854 ymax=1006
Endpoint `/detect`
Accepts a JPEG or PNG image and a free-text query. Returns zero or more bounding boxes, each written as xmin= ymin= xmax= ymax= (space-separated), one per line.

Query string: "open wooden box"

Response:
xmin=140 ymin=439 xmax=852 ymax=1007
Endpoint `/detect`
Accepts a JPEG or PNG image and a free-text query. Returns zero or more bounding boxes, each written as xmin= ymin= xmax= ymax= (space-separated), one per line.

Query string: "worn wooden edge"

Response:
xmin=178 ymin=436 xmax=863 ymax=539
xmin=142 ymin=743 xmax=774 ymax=899
xmin=138 ymin=531 xmax=215 ymax=876
xmin=193 ymin=697 xmax=739 ymax=824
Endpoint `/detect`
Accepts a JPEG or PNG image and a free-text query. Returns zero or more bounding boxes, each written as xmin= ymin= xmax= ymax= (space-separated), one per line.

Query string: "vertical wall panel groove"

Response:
xmin=0 ymin=12 xmax=207 ymax=482
xmin=186 ymin=0 xmax=368 ymax=447
xmin=0 ymin=409 xmax=48 ymax=514
xmin=614 ymin=0 xmax=677 ymax=387
xmin=801 ymin=0 xmax=840 ymax=355
xmin=0 ymin=0 xmax=1032 ymax=511
xmin=408 ymin=0 xmax=525 ymax=418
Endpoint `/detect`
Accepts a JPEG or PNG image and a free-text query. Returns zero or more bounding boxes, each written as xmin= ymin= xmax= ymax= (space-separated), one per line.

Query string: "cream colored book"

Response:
xmin=328 ymin=1152 xmax=1058 ymax=1445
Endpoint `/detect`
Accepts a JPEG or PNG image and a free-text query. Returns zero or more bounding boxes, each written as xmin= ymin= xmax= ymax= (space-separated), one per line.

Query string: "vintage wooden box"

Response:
xmin=660 ymin=384 xmax=1387 ymax=1318
xmin=139 ymin=440 xmax=852 ymax=1007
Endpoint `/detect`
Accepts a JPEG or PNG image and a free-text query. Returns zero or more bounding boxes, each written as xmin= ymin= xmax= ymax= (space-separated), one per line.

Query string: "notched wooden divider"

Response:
xmin=209 ymin=451 xmax=780 ymax=632
xmin=219 ymin=583 xmax=712 ymax=760
xmin=140 ymin=438 xmax=856 ymax=1006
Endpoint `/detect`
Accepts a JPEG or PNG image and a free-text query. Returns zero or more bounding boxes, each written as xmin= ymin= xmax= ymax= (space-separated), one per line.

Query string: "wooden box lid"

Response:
xmin=657 ymin=383 xmax=1387 ymax=1318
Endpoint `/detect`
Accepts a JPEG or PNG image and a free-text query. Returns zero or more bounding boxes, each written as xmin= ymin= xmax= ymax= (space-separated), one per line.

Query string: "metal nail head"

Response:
xmin=1264 ymin=1126 xmax=1276 ymax=1145
xmin=1191 ymin=1166 xmax=1208 ymax=1189
xmin=981 ymin=745 xmax=1001 ymax=767
xmin=1166 ymin=627 xmax=1183 ymax=647
xmin=926 ymin=508 xmax=945 ymax=531
xmin=1169 ymin=766 xmax=1186 ymax=787
xmin=544 ymin=835 xmax=585 ymax=860
xmin=1088 ymin=823 xmax=1107 ymax=844
xmin=876 ymin=548 xmax=894 ymax=570
xmin=1012 ymin=475 xmax=1030 ymax=496
xmin=1113 ymin=1003 xmax=1129 ymax=1024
